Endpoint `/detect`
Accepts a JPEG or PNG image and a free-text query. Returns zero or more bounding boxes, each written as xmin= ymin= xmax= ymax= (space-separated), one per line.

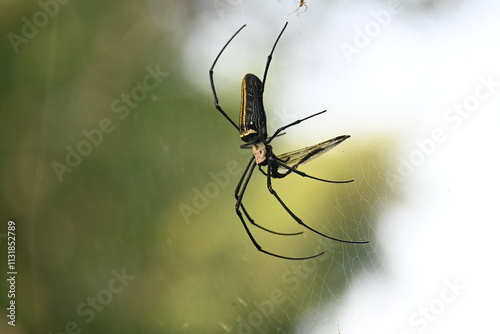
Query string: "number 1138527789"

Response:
xmin=7 ymin=220 xmax=16 ymax=271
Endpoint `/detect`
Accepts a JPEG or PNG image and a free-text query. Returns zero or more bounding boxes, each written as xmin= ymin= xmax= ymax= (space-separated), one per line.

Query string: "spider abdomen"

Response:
xmin=240 ymin=73 xmax=267 ymax=143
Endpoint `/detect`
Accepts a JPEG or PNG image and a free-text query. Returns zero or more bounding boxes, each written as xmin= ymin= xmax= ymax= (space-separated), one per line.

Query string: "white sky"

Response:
xmin=183 ymin=0 xmax=500 ymax=332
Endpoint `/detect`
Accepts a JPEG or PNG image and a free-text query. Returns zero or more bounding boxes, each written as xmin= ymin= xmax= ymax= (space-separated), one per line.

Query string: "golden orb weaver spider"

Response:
xmin=208 ymin=22 xmax=368 ymax=260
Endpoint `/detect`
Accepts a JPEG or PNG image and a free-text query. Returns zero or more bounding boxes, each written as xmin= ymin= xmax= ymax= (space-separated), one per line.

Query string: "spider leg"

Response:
xmin=266 ymin=156 xmax=369 ymax=244
xmin=235 ymin=159 xmax=322 ymax=260
xmin=235 ymin=156 xmax=302 ymax=236
xmin=261 ymin=22 xmax=288 ymax=94
xmin=266 ymin=110 xmax=327 ymax=143
xmin=273 ymin=158 xmax=354 ymax=184
xmin=209 ymin=24 xmax=246 ymax=131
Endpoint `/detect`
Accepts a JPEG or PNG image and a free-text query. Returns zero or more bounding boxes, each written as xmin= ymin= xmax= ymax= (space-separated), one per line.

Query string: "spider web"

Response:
xmin=175 ymin=2 xmax=399 ymax=332
xmin=208 ymin=137 xmax=394 ymax=334
xmin=178 ymin=0 xmax=500 ymax=332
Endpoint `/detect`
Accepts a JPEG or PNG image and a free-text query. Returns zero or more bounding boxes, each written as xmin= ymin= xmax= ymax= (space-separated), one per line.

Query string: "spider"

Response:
xmin=293 ymin=0 xmax=308 ymax=14
xmin=208 ymin=22 xmax=368 ymax=260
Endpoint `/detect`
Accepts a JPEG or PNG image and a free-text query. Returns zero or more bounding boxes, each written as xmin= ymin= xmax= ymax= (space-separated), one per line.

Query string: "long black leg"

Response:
xmin=261 ymin=22 xmax=288 ymax=94
xmin=235 ymin=160 xmax=322 ymax=260
xmin=266 ymin=110 xmax=327 ymax=144
xmin=209 ymin=24 xmax=246 ymax=131
xmin=266 ymin=156 xmax=369 ymax=245
xmin=235 ymin=156 xmax=301 ymax=236
xmin=272 ymin=157 xmax=354 ymax=184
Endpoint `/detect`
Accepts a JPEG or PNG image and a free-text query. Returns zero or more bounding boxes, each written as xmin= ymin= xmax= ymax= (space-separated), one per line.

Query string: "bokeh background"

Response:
xmin=1 ymin=0 xmax=499 ymax=333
